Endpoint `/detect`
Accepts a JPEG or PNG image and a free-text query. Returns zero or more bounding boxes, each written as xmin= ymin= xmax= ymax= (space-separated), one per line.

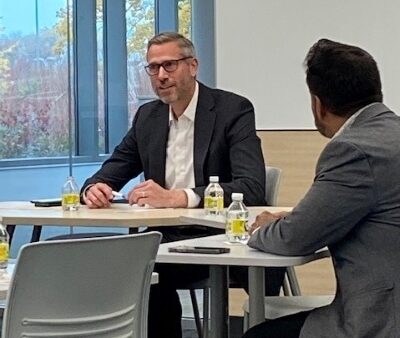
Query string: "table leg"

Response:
xmin=31 ymin=225 xmax=42 ymax=242
xmin=6 ymin=225 xmax=15 ymax=245
xmin=248 ymin=266 xmax=265 ymax=327
xmin=209 ymin=265 xmax=229 ymax=338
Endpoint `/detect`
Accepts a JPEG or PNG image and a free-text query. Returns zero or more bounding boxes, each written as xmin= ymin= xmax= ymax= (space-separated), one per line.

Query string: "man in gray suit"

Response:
xmin=244 ymin=39 xmax=400 ymax=338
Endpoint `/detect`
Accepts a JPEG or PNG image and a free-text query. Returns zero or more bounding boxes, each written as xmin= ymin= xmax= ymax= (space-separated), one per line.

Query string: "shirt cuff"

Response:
xmin=81 ymin=184 xmax=95 ymax=200
xmin=184 ymin=189 xmax=201 ymax=208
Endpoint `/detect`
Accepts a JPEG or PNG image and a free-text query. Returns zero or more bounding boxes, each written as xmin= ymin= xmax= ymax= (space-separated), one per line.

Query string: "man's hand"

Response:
xmin=127 ymin=179 xmax=188 ymax=208
xmin=83 ymin=183 xmax=113 ymax=209
xmin=249 ymin=210 xmax=290 ymax=235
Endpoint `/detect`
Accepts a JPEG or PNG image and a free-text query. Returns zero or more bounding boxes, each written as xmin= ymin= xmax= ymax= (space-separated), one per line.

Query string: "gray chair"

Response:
xmin=265 ymin=166 xmax=302 ymax=297
xmin=1 ymin=232 xmax=161 ymax=338
xmin=265 ymin=165 xmax=282 ymax=206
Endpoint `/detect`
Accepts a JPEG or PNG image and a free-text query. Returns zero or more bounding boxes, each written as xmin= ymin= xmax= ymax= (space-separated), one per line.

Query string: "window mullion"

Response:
xmin=103 ymin=0 xmax=129 ymax=152
xmin=155 ymin=0 xmax=178 ymax=33
xmin=74 ymin=0 xmax=99 ymax=156
xmin=191 ymin=0 xmax=215 ymax=87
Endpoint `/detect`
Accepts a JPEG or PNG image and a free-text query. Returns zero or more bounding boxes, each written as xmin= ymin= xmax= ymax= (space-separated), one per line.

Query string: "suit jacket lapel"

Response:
xmin=148 ymin=103 xmax=169 ymax=187
xmin=193 ymin=84 xmax=216 ymax=187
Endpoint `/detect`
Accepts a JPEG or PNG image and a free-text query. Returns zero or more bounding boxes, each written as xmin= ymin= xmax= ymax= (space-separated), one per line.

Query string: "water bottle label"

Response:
xmin=0 ymin=243 xmax=9 ymax=261
xmin=217 ymin=197 xmax=224 ymax=210
xmin=62 ymin=193 xmax=80 ymax=205
xmin=229 ymin=219 xmax=247 ymax=234
xmin=204 ymin=196 xmax=224 ymax=210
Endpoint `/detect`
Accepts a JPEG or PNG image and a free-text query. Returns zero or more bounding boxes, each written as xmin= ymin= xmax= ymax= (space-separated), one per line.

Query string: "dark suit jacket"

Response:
xmin=249 ymin=103 xmax=400 ymax=337
xmin=82 ymin=82 xmax=266 ymax=207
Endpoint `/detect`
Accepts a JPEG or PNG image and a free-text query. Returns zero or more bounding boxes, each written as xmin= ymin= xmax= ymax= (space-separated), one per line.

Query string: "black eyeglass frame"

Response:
xmin=144 ymin=56 xmax=193 ymax=75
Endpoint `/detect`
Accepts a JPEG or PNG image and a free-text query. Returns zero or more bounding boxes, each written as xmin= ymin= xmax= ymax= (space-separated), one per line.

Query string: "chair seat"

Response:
xmin=243 ymin=295 xmax=334 ymax=320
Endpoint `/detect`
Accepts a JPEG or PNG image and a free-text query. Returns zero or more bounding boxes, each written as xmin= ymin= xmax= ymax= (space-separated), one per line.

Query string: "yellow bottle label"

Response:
xmin=0 ymin=243 xmax=9 ymax=261
xmin=205 ymin=196 xmax=224 ymax=210
xmin=230 ymin=219 xmax=246 ymax=234
xmin=204 ymin=196 xmax=213 ymax=209
xmin=217 ymin=197 xmax=224 ymax=210
xmin=62 ymin=193 xmax=80 ymax=205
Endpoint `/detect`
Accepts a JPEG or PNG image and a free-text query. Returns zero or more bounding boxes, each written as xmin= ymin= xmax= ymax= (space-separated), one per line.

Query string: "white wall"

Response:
xmin=215 ymin=0 xmax=400 ymax=129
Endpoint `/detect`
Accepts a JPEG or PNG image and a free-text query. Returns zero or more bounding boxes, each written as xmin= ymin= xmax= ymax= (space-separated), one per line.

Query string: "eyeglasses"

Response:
xmin=144 ymin=57 xmax=193 ymax=76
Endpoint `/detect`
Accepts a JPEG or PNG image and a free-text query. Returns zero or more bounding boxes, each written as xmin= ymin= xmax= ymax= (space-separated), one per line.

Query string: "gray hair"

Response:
xmin=147 ymin=32 xmax=196 ymax=58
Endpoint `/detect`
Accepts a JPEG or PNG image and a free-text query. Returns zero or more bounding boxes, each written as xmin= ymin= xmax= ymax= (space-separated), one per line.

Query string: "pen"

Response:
xmin=111 ymin=191 xmax=124 ymax=198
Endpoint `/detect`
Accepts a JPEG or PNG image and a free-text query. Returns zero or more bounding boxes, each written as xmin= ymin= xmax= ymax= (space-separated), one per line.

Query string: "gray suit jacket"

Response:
xmin=248 ymin=103 xmax=400 ymax=337
xmin=82 ymin=82 xmax=266 ymax=207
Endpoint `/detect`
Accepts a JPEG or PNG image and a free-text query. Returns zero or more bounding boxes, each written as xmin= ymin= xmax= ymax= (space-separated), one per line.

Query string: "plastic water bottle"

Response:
xmin=204 ymin=176 xmax=224 ymax=215
xmin=62 ymin=176 xmax=80 ymax=211
xmin=226 ymin=193 xmax=249 ymax=243
xmin=0 ymin=221 xmax=9 ymax=278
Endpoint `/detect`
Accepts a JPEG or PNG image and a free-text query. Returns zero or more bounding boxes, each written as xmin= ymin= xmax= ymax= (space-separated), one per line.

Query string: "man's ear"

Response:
xmin=313 ymin=95 xmax=326 ymax=120
xmin=190 ymin=58 xmax=199 ymax=77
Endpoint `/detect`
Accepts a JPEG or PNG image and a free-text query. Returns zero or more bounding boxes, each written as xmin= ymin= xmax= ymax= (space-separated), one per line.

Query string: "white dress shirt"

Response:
xmin=165 ymin=82 xmax=201 ymax=208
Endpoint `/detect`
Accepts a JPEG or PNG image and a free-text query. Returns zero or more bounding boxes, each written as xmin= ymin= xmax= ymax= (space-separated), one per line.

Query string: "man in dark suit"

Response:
xmin=244 ymin=39 xmax=400 ymax=338
xmin=82 ymin=32 xmax=284 ymax=337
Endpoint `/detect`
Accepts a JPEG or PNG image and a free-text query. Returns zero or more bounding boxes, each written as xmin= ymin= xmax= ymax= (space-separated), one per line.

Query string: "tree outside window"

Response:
xmin=0 ymin=0 xmax=191 ymax=161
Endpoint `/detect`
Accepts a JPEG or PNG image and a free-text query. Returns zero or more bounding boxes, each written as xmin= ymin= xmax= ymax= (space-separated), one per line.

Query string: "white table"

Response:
xmin=0 ymin=202 xmax=291 ymax=243
xmin=0 ymin=202 xmax=292 ymax=230
xmin=157 ymin=234 xmax=330 ymax=338
xmin=180 ymin=206 xmax=293 ymax=229
xmin=0 ymin=201 xmax=190 ymax=228
xmin=0 ymin=201 xmax=223 ymax=244
xmin=0 ymin=202 xmax=324 ymax=337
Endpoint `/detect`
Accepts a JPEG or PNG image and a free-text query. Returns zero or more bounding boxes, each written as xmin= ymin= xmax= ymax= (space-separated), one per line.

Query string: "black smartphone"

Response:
xmin=168 ymin=246 xmax=230 ymax=254
xmin=31 ymin=198 xmax=62 ymax=207
xmin=111 ymin=198 xmax=129 ymax=204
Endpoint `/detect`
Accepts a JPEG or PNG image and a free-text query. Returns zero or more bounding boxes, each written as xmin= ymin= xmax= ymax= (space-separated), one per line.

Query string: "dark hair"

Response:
xmin=147 ymin=32 xmax=196 ymax=58
xmin=304 ymin=39 xmax=383 ymax=116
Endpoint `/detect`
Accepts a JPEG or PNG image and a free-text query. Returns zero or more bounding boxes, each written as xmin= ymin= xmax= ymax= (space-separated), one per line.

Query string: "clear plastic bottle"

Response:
xmin=61 ymin=176 xmax=80 ymax=211
xmin=0 ymin=221 xmax=9 ymax=278
xmin=226 ymin=193 xmax=249 ymax=243
xmin=204 ymin=176 xmax=224 ymax=216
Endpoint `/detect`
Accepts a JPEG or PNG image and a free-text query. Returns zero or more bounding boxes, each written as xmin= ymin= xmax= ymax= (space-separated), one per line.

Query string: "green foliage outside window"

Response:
xmin=0 ymin=1 xmax=192 ymax=160
xmin=178 ymin=0 xmax=191 ymax=38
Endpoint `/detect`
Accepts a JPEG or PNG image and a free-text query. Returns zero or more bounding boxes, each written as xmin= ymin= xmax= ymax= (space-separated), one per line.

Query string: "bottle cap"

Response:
xmin=209 ymin=176 xmax=219 ymax=183
xmin=231 ymin=193 xmax=243 ymax=201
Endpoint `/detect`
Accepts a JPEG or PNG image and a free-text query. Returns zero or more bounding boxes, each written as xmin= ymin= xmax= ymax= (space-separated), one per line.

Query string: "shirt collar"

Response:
xmin=332 ymin=102 xmax=380 ymax=139
xmin=169 ymin=82 xmax=199 ymax=124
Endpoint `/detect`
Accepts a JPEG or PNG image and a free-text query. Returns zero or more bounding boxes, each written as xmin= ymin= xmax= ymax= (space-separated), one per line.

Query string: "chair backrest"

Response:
xmin=2 ymin=232 xmax=161 ymax=338
xmin=265 ymin=166 xmax=282 ymax=206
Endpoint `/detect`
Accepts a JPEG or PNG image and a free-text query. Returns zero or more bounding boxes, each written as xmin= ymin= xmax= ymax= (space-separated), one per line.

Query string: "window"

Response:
xmin=0 ymin=0 xmax=71 ymax=160
xmin=126 ymin=0 xmax=156 ymax=123
xmin=0 ymin=0 xmax=197 ymax=163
